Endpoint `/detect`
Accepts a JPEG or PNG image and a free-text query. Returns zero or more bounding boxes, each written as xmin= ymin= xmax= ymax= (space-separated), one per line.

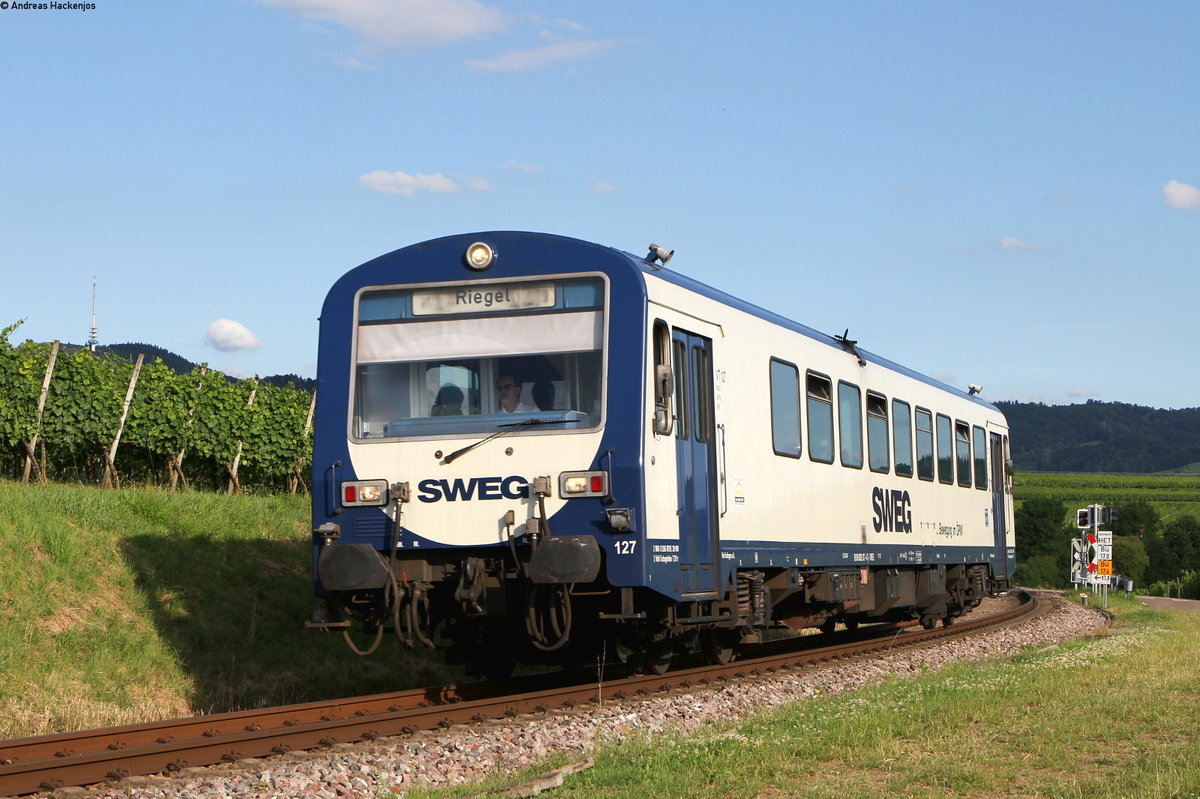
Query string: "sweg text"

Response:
xmin=871 ymin=487 xmax=913 ymax=533
xmin=418 ymin=476 xmax=528 ymax=502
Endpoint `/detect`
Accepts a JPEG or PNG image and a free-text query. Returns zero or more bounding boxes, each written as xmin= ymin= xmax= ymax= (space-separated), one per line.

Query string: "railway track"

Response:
xmin=0 ymin=590 xmax=1046 ymax=797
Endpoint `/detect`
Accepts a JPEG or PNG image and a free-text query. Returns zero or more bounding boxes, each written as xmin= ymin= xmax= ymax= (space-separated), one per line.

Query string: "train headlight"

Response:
xmin=559 ymin=471 xmax=608 ymax=498
xmin=465 ymin=241 xmax=495 ymax=270
xmin=341 ymin=479 xmax=389 ymax=506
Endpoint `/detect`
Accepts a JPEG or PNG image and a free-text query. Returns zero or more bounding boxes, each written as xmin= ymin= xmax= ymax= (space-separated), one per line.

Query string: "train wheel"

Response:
xmin=843 ymin=618 xmax=860 ymax=631
xmin=942 ymin=614 xmax=956 ymax=627
xmin=819 ymin=618 xmax=838 ymax=634
xmin=920 ymin=614 xmax=939 ymax=630
xmin=643 ymin=639 xmax=673 ymax=675
xmin=701 ymin=630 xmax=737 ymax=665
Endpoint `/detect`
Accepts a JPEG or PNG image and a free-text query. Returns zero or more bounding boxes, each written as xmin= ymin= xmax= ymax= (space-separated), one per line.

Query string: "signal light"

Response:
xmin=1076 ymin=508 xmax=1091 ymax=529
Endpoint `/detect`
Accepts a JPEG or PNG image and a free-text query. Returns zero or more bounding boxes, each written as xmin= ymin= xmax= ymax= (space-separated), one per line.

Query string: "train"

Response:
xmin=308 ymin=231 xmax=1015 ymax=675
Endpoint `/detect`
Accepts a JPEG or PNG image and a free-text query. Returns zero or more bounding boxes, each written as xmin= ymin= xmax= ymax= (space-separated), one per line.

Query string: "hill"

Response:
xmin=66 ymin=342 xmax=316 ymax=393
xmin=996 ymin=400 xmax=1200 ymax=473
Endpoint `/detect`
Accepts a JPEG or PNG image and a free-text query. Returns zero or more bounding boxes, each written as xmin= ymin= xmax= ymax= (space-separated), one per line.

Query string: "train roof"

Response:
xmin=341 ymin=231 xmax=1002 ymax=416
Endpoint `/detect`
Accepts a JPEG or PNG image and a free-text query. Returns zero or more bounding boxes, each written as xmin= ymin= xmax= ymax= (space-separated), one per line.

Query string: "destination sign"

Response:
xmin=412 ymin=283 xmax=555 ymax=316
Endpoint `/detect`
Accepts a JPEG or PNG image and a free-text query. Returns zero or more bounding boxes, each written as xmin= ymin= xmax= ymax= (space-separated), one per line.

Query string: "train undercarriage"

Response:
xmin=312 ymin=544 xmax=1002 ymax=677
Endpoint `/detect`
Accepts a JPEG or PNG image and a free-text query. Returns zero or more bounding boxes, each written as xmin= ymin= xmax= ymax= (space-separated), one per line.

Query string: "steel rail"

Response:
xmin=0 ymin=591 xmax=1045 ymax=796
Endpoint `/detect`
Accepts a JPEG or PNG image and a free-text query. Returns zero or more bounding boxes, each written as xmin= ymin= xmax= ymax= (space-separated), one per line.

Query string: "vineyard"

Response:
xmin=0 ymin=322 xmax=313 ymax=493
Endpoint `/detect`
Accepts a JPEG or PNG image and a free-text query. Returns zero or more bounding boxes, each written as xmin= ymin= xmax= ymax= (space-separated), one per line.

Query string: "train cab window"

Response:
xmin=893 ymin=400 xmax=913 ymax=478
xmin=955 ymin=421 xmax=972 ymax=488
xmin=838 ymin=381 xmax=863 ymax=469
xmin=866 ymin=392 xmax=889 ymax=473
xmin=936 ymin=413 xmax=954 ymax=485
xmin=916 ymin=408 xmax=934 ymax=481
xmin=973 ymin=425 xmax=988 ymax=490
xmin=351 ymin=276 xmax=605 ymax=438
xmin=770 ymin=359 xmax=802 ymax=458
xmin=806 ymin=372 xmax=834 ymax=463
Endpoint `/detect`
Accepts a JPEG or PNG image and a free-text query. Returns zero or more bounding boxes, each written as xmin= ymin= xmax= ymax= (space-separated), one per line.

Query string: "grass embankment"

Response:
xmin=1014 ymin=472 xmax=1200 ymax=522
xmin=420 ymin=598 xmax=1200 ymax=799
xmin=0 ymin=481 xmax=456 ymax=739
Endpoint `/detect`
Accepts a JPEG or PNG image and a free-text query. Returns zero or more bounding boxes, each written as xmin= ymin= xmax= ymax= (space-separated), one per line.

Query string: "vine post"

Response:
xmin=21 ymin=340 xmax=60 ymax=486
xmin=226 ymin=378 xmax=258 ymax=495
xmin=289 ymin=391 xmax=316 ymax=495
xmin=102 ymin=353 xmax=144 ymax=489
xmin=170 ymin=366 xmax=207 ymax=491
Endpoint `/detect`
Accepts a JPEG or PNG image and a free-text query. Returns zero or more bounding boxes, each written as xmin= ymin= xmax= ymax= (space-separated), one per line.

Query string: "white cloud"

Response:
xmin=259 ymin=0 xmax=505 ymax=49
xmin=205 ymin=319 xmax=263 ymax=352
xmin=466 ymin=38 xmax=619 ymax=72
xmin=587 ymin=179 xmax=617 ymax=195
xmin=499 ymin=160 xmax=539 ymax=173
xmin=359 ymin=170 xmax=489 ymax=196
xmin=1067 ymin=389 xmax=1098 ymax=399
xmin=998 ymin=236 xmax=1037 ymax=251
xmin=1163 ymin=179 xmax=1200 ymax=210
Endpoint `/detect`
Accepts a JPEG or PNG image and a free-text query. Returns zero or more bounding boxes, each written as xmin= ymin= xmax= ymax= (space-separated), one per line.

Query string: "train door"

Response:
xmin=672 ymin=328 xmax=720 ymax=596
xmin=989 ymin=432 xmax=1010 ymax=581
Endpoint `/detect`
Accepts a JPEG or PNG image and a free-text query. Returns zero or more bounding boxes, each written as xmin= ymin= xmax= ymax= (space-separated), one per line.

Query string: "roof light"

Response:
xmin=465 ymin=241 xmax=495 ymax=270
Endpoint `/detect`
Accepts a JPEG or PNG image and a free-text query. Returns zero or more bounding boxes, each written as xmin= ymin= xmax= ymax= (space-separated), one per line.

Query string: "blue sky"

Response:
xmin=2 ymin=1 xmax=1198 ymax=409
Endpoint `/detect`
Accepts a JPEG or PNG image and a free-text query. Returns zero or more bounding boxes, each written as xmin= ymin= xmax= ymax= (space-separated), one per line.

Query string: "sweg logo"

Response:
xmin=418 ymin=476 xmax=529 ymax=502
xmin=871 ymin=487 xmax=913 ymax=533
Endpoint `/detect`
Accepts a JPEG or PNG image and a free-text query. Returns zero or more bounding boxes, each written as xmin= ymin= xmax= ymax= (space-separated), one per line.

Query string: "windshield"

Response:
xmin=351 ymin=276 xmax=605 ymax=438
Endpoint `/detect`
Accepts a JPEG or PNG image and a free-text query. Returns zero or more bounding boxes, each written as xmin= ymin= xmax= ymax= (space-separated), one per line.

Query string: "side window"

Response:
xmin=806 ymin=372 xmax=834 ymax=463
xmin=692 ymin=345 xmax=712 ymax=444
xmin=672 ymin=339 xmax=688 ymax=440
xmin=973 ymin=425 xmax=988 ymax=490
xmin=652 ymin=321 xmax=673 ymax=435
xmin=916 ymin=408 xmax=934 ymax=481
xmin=838 ymin=381 xmax=863 ymax=469
xmin=955 ymin=420 xmax=972 ymax=488
xmin=936 ymin=413 xmax=954 ymax=485
xmin=893 ymin=400 xmax=913 ymax=478
xmin=867 ymin=392 xmax=889 ymax=474
xmin=769 ymin=359 xmax=802 ymax=458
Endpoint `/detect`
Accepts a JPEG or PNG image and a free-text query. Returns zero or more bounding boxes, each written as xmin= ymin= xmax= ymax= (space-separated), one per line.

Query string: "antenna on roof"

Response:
xmin=86 ymin=276 xmax=99 ymax=352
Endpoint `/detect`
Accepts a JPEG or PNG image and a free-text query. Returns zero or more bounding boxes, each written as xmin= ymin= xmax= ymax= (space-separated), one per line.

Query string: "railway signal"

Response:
xmin=1071 ymin=503 xmax=1116 ymax=607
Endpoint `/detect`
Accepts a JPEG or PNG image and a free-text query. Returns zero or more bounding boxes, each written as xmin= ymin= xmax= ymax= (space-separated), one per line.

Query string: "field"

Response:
xmin=1013 ymin=471 xmax=1200 ymax=523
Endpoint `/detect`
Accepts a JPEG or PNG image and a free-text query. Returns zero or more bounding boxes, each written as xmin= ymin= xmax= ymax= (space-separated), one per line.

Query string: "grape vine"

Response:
xmin=0 ymin=322 xmax=313 ymax=492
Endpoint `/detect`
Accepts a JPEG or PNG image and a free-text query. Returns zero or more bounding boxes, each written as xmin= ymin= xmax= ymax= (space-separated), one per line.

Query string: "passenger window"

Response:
xmin=770 ymin=359 xmax=802 ymax=458
xmin=867 ymin=392 xmax=889 ymax=473
xmin=806 ymin=372 xmax=834 ymax=463
xmin=893 ymin=400 xmax=913 ymax=478
xmin=973 ymin=425 xmax=988 ymax=490
xmin=955 ymin=421 xmax=972 ymax=488
xmin=839 ymin=381 xmax=863 ymax=469
xmin=692 ymin=345 xmax=712 ymax=444
xmin=916 ymin=408 xmax=934 ymax=481
xmin=936 ymin=413 xmax=954 ymax=485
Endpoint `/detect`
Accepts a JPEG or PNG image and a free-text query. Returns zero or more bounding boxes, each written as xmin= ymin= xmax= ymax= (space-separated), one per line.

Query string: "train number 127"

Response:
xmin=614 ymin=540 xmax=638 ymax=555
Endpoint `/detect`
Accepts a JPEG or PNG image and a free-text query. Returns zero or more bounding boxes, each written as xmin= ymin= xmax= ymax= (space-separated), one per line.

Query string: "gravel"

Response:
xmin=58 ymin=592 xmax=1109 ymax=799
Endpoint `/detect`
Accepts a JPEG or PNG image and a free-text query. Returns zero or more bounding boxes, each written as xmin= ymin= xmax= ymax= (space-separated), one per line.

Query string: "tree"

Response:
xmin=1113 ymin=535 xmax=1148 ymax=588
xmin=1113 ymin=500 xmax=1160 ymax=541
xmin=1015 ymin=498 xmax=1074 ymax=562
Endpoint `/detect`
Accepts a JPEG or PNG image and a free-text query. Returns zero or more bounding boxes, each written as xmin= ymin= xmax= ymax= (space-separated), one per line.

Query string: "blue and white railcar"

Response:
xmin=310 ymin=232 xmax=1014 ymax=672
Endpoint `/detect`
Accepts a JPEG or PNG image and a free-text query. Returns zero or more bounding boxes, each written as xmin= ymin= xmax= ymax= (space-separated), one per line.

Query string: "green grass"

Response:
xmin=411 ymin=597 xmax=1200 ymax=798
xmin=0 ymin=480 xmax=460 ymax=739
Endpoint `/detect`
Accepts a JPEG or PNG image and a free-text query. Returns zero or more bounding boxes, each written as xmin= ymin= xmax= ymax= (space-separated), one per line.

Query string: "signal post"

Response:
xmin=1071 ymin=504 xmax=1117 ymax=608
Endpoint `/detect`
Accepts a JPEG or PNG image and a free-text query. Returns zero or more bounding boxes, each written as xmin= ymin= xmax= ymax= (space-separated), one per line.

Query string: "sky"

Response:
xmin=1 ymin=0 xmax=1198 ymax=409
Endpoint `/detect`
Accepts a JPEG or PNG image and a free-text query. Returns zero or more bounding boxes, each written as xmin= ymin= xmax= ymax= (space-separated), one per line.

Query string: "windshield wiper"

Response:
xmin=442 ymin=418 xmax=568 ymax=464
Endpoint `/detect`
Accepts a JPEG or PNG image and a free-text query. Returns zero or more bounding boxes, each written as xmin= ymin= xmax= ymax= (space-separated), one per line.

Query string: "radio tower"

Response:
xmin=86 ymin=276 xmax=99 ymax=352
